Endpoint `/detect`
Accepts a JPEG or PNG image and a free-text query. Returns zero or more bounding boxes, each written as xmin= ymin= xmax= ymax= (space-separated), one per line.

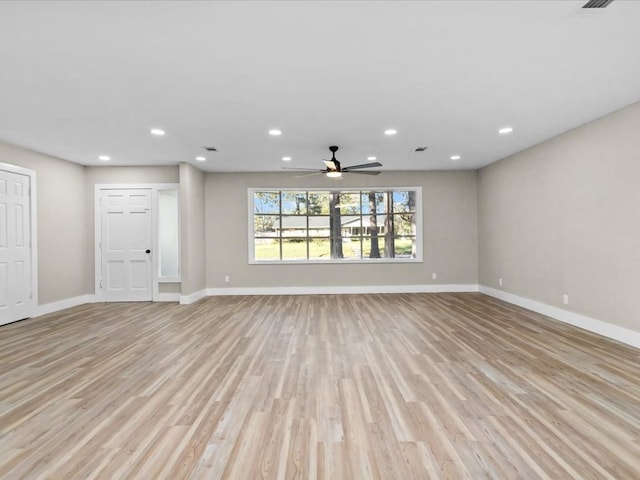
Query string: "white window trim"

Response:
xmin=248 ymin=186 xmax=423 ymax=264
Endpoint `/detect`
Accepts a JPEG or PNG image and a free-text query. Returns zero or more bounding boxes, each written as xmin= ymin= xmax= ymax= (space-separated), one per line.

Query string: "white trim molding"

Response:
xmin=157 ymin=293 xmax=180 ymax=302
xmin=248 ymin=187 xmax=424 ymax=265
xmin=94 ymin=183 xmax=180 ymax=303
xmin=35 ymin=294 xmax=95 ymax=317
xmin=0 ymin=162 xmax=38 ymax=321
xmin=206 ymin=284 xmax=479 ymax=297
xmin=28 ymin=286 xmax=640 ymax=352
xmin=480 ymin=286 xmax=640 ymax=349
xmin=179 ymin=289 xmax=208 ymax=305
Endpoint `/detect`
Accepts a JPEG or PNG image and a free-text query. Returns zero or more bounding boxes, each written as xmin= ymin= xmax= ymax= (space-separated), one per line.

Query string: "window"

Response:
xmin=158 ymin=188 xmax=180 ymax=279
xmin=249 ymin=187 xmax=422 ymax=263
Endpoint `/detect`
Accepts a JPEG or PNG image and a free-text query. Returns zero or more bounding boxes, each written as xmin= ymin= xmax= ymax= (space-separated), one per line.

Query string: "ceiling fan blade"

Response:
xmin=343 ymin=170 xmax=381 ymax=175
xmin=295 ymin=172 xmax=324 ymax=178
xmin=282 ymin=167 xmax=324 ymax=172
xmin=323 ymin=160 xmax=337 ymax=170
xmin=342 ymin=161 xmax=383 ymax=170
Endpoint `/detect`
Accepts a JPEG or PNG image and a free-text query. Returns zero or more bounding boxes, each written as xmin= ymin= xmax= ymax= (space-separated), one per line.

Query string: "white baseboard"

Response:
xmin=35 ymin=294 xmax=95 ymax=317
xmin=156 ymin=293 xmax=180 ymax=302
xmin=29 ymin=287 xmax=639 ymax=350
xmin=479 ymin=286 xmax=640 ymax=349
xmin=179 ymin=289 xmax=208 ymax=305
xmin=206 ymin=284 xmax=479 ymax=297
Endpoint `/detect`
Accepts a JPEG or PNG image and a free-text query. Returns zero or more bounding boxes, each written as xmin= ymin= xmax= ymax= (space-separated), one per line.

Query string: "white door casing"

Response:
xmin=0 ymin=165 xmax=36 ymax=326
xmin=99 ymin=189 xmax=153 ymax=301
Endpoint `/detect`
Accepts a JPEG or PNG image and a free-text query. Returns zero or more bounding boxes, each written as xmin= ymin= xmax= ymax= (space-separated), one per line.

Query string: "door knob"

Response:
xmin=145 ymin=249 xmax=151 ymax=254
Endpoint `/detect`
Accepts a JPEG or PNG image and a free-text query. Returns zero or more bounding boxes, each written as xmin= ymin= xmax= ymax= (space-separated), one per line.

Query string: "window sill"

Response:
xmin=249 ymin=257 xmax=423 ymax=265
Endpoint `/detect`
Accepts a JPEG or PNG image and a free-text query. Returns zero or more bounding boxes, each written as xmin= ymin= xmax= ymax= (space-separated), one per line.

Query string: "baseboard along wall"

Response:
xmin=479 ymin=286 xmax=640 ymax=349
xmin=35 ymin=294 xmax=96 ymax=317
xmin=30 ymin=285 xmax=639 ymax=350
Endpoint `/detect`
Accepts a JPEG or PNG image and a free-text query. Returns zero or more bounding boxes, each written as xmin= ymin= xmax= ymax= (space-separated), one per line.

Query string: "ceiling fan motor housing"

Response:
xmin=327 ymin=146 xmax=341 ymax=172
xmin=282 ymin=145 xmax=382 ymax=177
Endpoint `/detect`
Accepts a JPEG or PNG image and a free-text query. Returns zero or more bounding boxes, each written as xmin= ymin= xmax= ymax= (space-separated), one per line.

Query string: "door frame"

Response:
xmin=94 ymin=183 xmax=179 ymax=302
xmin=0 ymin=162 xmax=38 ymax=319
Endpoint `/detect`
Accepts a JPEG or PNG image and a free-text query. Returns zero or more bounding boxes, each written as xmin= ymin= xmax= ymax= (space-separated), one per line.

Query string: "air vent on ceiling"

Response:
xmin=413 ymin=146 xmax=428 ymax=152
xmin=582 ymin=0 xmax=615 ymax=8
xmin=204 ymin=147 xmax=218 ymax=152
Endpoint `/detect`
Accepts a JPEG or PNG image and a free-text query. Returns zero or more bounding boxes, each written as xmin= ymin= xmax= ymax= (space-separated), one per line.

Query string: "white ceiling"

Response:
xmin=1 ymin=0 xmax=639 ymax=173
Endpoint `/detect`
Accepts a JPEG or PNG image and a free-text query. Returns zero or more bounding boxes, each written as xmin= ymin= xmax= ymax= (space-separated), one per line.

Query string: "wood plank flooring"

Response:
xmin=0 ymin=293 xmax=639 ymax=479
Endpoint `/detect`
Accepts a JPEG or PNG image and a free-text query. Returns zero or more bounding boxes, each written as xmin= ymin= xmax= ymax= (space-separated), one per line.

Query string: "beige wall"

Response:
xmin=0 ymin=141 xmax=88 ymax=304
xmin=5 ymin=98 xmax=639 ymax=338
xmin=85 ymin=165 xmax=180 ymax=290
xmin=205 ymin=170 xmax=478 ymax=289
xmin=85 ymin=165 xmax=178 ymax=185
xmin=479 ymin=102 xmax=640 ymax=332
xmin=179 ymin=163 xmax=206 ymax=295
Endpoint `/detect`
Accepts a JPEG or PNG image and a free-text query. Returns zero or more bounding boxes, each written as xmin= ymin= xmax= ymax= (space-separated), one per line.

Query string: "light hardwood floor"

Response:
xmin=0 ymin=293 xmax=639 ymax=479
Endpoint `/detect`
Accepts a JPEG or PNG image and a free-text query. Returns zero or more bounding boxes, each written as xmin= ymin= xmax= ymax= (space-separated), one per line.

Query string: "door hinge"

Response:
xmin=100 ymin=278 xmax=103 ymax=289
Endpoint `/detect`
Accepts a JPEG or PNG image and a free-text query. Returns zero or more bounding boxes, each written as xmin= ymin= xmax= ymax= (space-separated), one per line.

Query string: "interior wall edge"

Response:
xmin=179 ymin=288 xmax=208 ymax=305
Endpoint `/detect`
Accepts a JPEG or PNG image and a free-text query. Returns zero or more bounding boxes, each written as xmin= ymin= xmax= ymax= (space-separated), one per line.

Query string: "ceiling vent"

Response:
xmin=204 ymin=147 xmax=218 ymax=152
xmin=582 ymin=0 xmax=615 ymax=8
xmin=413 ymin=146 xmax=428 ymax=152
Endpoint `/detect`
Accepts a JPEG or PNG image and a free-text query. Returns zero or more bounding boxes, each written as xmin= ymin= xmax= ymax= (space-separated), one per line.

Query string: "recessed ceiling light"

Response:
xmin=195 ymin=156 xmax=206 ymax=162
xmin=282 ymin=156 xmax=292 ymax=161
xmin=98 ymin=155 xmax=110 ymax=161
xmin=367 ymin=156 xmax=377 ymax=161
xmin=384 ymin=129 xmax=397 ymax=135
xmin=269 ymin=129 xmax=282 ymax=136
xmin=150 ymin=128 xmax=165 ymax=136
xmin=450 ymin=155 xmax=461 ymax=161
xmin=326 ymin=171 xmax=342 ymax=178
xmin=498 ymin=126 xmax=513 ymax=134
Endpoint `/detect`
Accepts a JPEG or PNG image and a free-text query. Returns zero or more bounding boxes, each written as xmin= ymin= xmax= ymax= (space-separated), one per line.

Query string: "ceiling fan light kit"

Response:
xmin=283 ymin=145 xmax=383 ymax=179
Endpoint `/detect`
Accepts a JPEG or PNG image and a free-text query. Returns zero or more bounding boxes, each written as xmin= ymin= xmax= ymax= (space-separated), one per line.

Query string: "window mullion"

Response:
xmin=251 ymin=187 xmax=421 ymax=263
xmin=279 ymin=190 xmax=283 ymax=260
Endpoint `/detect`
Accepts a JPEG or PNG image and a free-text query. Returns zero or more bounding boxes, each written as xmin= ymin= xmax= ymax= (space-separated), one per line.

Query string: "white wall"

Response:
xmin=479 ymin=102 xmax=640 ymax=333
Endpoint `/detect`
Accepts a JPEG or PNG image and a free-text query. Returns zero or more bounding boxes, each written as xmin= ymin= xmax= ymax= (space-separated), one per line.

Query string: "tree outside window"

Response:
xmin=250 ymin=188 xmax=421 ymax=263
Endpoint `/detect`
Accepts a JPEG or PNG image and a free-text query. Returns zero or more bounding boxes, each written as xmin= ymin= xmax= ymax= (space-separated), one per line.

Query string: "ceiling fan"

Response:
xmin=283 ymin=146 xmax=382 ymax=178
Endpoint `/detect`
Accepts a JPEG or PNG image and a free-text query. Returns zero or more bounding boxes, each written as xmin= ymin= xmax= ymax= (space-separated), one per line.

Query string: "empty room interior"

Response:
xmin=1 ymin=1 xmax=639 ymax=478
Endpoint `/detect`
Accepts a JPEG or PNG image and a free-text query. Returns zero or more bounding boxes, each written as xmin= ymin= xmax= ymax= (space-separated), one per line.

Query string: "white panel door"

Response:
xmin=0 ymin=170 xmax=32 ymax=325
xmin=100 ymin=189 xmax=152 ymax=301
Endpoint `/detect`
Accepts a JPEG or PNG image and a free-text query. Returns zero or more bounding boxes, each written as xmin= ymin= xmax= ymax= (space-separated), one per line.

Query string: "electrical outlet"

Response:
xmin=499 ymin=278 xmax=503 ymax=286
xmin=563 ymin=294 xmax=569 ymax=305
xmin=224 ymin=275 xmax=230 ymax=283
xmin=432 ymin=273 xmax=437 ymax=280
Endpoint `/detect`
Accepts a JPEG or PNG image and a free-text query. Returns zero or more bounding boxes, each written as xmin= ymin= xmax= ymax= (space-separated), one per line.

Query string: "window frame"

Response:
xmin=248 ymin=187 xmax=423 ymax=264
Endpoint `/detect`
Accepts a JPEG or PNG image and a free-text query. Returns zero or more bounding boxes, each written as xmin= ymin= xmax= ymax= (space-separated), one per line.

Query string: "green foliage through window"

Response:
xmin=251 ymin=188 xmax=421 ymax=262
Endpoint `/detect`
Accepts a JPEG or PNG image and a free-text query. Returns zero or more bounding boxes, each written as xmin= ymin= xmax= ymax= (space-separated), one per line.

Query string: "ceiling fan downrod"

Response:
xmin=327 ymin=146 xmax=341 ymax=172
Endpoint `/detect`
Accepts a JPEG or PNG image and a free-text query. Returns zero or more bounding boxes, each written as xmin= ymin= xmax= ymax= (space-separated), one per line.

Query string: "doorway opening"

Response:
xmin=95 ymin=184 xmax=179 ymax=302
